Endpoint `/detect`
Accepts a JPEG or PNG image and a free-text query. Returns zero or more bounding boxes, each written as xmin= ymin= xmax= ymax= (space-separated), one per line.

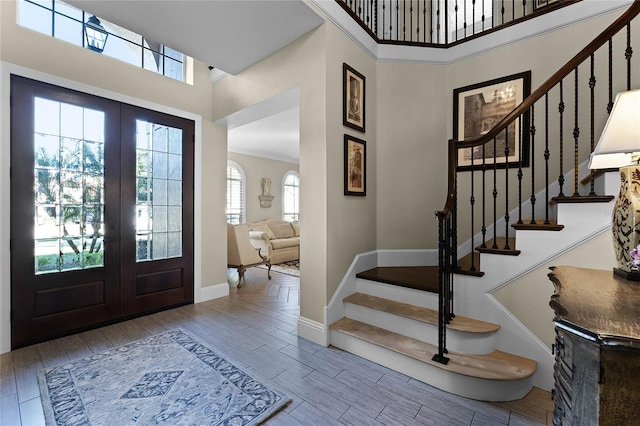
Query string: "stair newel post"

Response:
xmin=572 ymin=67 xmax=580 ymax=197
xmin=544 ymin=93 xmax=551 ymax=224
xmin=434 ymin=211 xmax=450 ymax=365
xmin=558 ymin=80 xmax=565 ymax=197
xmin=529 ymin=105 xmax=536 ymax=224
xmin=589 ymin=53 xmax=597 ymax=196
xmin=492 ymin=136 xmax=499 ymax=249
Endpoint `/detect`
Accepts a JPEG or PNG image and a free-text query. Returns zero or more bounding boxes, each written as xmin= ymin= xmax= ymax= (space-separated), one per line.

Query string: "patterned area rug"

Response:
xmin=258 ymin=260 xmax=299 ymax=277
xmin=38 ymin=329 xmax=290 ymax=425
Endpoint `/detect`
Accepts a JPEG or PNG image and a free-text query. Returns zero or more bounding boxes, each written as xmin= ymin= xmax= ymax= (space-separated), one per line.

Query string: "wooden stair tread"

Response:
xmin=344 ymin=292 xmax=500 ymax=334
xmin=550 ymin=194 xmax=614 ymax=204
xmin=512 ymin=219 xmax=564 ymax=231
xmin=330 ymin=318 xmax=536 ymax=381
xmin=455 ymin=252 xmax=484 ymax=277
xmin=355 ymin=266 xmax=439 ymax=293
xmin=476 ymin=237 xmax=520 ymax=256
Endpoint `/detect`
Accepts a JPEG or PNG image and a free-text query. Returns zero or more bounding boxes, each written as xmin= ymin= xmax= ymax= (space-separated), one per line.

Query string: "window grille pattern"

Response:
xmin=33 ymin=97 xmax=105 ymax=273
xmin=19 ymin=0 xmax=186 ymax=82
xmin=283 ymin=171 xmax=300 ymax=222
xmin=226 ymin=163 xmax=245 ymax=225
xmin=136 ymin=120 xmax=183 ymax=261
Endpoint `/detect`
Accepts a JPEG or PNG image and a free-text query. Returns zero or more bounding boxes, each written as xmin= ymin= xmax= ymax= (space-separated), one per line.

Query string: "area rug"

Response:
xmin=257 ymin=260 xmax=299 ymax=277
xmin=38 ymin=329 xmax=291 ymax=425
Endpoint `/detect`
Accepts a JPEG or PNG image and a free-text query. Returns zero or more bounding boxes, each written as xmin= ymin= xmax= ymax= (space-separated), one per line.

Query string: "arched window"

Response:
xmin=226 ymin=161 xmax=245 ymax=224
xmin=282 ymin=171 xmax=300 ymax=222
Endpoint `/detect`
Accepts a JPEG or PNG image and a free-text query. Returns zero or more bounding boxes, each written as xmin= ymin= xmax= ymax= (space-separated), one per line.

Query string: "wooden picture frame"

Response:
xmin=453 ymin=70 xmax=531 ymax=171
xmin=344 ymin=134 xmax=366 ymax=196
xmin=533 ymin=0 xmax=559 ymax=11
xmin=343 ymin=63 xmax=365 ymax=133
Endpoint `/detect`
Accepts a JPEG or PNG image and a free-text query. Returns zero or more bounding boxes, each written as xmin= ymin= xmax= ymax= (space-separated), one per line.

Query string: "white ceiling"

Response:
xmin=66 ymin=1 xmax=320 ymax=162
xmin=66 ymin=0 xmax=323 ymax=75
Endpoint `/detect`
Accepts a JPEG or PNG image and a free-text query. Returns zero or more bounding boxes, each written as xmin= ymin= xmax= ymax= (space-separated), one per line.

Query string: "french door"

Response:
xmin=10 ymin=76 xmax=194 ymax=349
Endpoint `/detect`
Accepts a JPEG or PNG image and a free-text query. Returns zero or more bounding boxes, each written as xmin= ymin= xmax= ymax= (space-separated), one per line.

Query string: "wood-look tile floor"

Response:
xmin=0 ymin=267 xmax=553 ymax=425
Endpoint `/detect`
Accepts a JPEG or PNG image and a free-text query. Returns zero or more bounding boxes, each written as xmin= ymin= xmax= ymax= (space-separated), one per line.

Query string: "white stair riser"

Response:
xmin=330 ymin=329 xmax=534 ymax=402
xmin=356 ymin=279 xmax=438 ymax=309
xmin=344 ymin=303 xmax=497 ymax=355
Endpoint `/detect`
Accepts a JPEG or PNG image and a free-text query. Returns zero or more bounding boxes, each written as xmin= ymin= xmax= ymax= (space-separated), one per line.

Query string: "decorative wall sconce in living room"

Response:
xmin=259 ymin=178 xmax=274 ymax=208
xmin=589 ymin=89 xmax=640 ymax=280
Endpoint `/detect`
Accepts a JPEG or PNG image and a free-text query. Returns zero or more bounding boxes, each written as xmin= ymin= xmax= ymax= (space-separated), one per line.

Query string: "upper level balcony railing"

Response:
xmin=337 ymin=0 xmax=581 ymax=46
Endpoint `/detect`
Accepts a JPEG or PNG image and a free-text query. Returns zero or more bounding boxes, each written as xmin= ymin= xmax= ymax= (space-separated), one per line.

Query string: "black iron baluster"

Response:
xmin=482 ymin=0 xmax=486 ymax=32
xmin=512 ymin=0 xmax=515 ymax=21
xmin=501 ymin=0 xmax=505 ymax=25
xmin=481 ymin=145 xmax=487 ymax=248
xmin=358 ymin=0 xmax=362 ymax=20
xmin=544 ymin=93 xmax=551 ymax=224
xmin=470 ymin=153 xmax=476 ymax=271
xmin=589 ymin=53 xmax=597 ymax=196
xmin=522 ymin=0 xmax=527 ymax=18
xmin=492 ymin=137 xmax=499 ymax=249
xmin=444 ymin=0 xmax=449 ymax=44
xmin=403 ymin=0 xmax=406 ymax=41
xmin=382 ymin=0 xmax=386 ymax=40
xmin=517 ymin=117 xmax=524 ymax=225
xmin=396 ymin=0 xmax=400 ymax=40
xmin=472 ymin=0 xmax=476 ymax=35
xmin=608 ymin=38 xmax=614 ymax=113
xmin=504 ymin=129 xmax=511 ymax=250
xmin=558 ymin=80 xmax=565 ymax=197
xmin=572 ymin=68 xmax=580 ymax=197
xmin=518 ymin=120 xmax=524 ymax=224
xmin=455 ymin=0 xmax=459 ymax=41
xmin=626 ymin=23 xmax=633 ymax=90
xmin=530 ymin=104 xmax=537 ymax=224
xmin=374 ymin=0 xmax=378 ymax=38
xmin=410 ymin=1 xmax=413 ymax=41
xmin=463 ymin=0 xmax=467 ymax=39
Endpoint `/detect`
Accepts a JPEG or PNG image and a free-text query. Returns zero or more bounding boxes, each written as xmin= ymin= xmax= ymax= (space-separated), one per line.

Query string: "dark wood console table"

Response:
xmin=548 ymin=266 xmax=640 ymax=426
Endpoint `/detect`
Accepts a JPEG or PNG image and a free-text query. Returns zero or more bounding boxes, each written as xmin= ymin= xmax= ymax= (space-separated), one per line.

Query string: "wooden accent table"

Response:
xmin=548 ymin=266 xmax=640 ymax=426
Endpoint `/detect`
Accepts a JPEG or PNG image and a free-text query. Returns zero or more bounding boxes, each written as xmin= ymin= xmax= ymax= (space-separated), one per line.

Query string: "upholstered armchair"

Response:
xmin=227 ymin=224 xmax=271 ymax=287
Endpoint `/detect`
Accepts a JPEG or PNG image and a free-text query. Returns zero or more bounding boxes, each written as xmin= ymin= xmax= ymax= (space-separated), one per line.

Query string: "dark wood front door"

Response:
xmin=10 ymin=76 xmax=194 ymax=349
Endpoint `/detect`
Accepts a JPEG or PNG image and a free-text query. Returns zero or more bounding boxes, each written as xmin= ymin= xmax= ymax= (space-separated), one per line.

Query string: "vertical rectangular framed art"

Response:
xmin=343 ymin=63 xmax=365 ymax=132
xmin=344 ymin=134 xmax=366 ymax=196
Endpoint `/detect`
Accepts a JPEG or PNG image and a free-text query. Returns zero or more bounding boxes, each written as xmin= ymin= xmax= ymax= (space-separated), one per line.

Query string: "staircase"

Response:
xmin=327 ymin=170 xmax=618 ymax=401
xmin=327 ymin=1 xmax=639 ymax=402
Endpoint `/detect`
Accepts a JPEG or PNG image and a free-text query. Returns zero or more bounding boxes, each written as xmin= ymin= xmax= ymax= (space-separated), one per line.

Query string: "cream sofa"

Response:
xmin=247 ymin=218 xmax=299 ymax=265
xmin=227 ymin=223 xmax=271 ymax=286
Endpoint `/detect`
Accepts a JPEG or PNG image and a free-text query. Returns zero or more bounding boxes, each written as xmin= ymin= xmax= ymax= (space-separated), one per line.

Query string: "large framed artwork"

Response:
xmin=343 ymin=63 xmax=365 ymax=132
xmin=344 ymin=134 xmax=366 ymax=196
xmin=453 ymin=71 xmax=531 ymax=171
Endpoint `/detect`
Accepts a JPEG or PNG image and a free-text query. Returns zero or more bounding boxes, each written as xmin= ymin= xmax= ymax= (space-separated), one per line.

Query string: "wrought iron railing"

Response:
xmin=433 ymin=1 xmax=640 ymax=364
xmin=337 ymin=0 xmax=581 ymax=46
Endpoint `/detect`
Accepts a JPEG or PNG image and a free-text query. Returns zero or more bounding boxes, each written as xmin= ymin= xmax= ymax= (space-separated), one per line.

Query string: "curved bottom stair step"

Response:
xmin=330 ymin=318 xmax=536 ymax=382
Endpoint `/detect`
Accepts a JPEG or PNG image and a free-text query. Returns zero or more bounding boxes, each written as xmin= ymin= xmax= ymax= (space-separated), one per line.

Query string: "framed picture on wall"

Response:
xmin=343 ymin=63 xmax=365 ymax=133
xmin=534 ymin=0 xmax=559 ymax=11
xmin=344 ymin=134 xmax=366 ymax=196
xmin=453 ymin=70 xmax=531 ymax=171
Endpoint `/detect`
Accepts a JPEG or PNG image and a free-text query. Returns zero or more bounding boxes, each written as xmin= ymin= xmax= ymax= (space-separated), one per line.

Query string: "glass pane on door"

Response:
xmin=33 ymin=97 xmax=105 ymax=274
xmin=135 ymin=120 xmax=182 ymax=261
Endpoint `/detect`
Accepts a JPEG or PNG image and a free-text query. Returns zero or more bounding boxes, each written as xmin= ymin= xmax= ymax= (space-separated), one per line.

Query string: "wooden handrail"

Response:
xmin=458 ymin=0 xmax=640 ymax=150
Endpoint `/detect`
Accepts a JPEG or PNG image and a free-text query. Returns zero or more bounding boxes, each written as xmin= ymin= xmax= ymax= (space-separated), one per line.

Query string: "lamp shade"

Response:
xmin=588 ymin=89 xmax=640 ymax=170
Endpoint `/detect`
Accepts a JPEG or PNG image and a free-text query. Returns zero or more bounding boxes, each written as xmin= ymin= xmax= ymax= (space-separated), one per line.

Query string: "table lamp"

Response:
xmin=588 ymin=89 xmax=640 ymax=280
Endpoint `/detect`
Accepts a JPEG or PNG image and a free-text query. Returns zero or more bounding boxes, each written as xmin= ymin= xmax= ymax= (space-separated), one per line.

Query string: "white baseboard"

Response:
xmin=195 ymin=282 xmax=229 ymax=303
xmin=297 ymin=315 xmax=326 ymax=346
